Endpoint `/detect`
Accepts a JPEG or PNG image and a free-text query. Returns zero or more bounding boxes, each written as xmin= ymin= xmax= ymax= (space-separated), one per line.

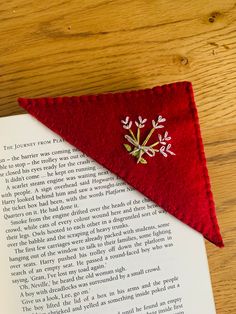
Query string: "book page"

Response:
xmin=0 ymin=114 xmax=216 ymax=314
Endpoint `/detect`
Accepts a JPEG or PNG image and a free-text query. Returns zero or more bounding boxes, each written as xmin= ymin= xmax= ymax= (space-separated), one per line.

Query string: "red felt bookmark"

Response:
xmin=18 ymin=81 xmax=223 ymax=247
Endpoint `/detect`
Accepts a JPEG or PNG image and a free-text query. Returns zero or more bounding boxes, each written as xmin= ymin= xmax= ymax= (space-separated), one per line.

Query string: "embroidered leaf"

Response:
xmin=131 ymin=150 xmax=139 ymax=157
xmin=123 ymin=144 xmax=132 ymax=152
xmin=139 ymin=157 xmax=147 ymax=164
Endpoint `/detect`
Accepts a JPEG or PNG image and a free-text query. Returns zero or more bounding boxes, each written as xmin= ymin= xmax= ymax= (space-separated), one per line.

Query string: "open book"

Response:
xmin=0 ymin=114 xmax=216 ymax=314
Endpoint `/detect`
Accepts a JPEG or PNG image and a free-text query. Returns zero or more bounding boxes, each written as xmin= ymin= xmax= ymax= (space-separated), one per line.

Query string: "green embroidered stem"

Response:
xmin=137 ymin=151 xmax=143 ymax=163
xmin=129 ymin=129 xmax=136 ymax=141
xmin=137 ymin=144 xmax=158 ymax=163
xmin=137 ymin=130 xmax=157 ymax=163
xmin=137 ymin=128 xmax=140 ymax=143
xmin=129 ymin=128 xmax=139 ymax=157
xmin=150 ymin=141 xmax=159 ymax=147
xmin=142 ymin=127 xmax=155 ymax=146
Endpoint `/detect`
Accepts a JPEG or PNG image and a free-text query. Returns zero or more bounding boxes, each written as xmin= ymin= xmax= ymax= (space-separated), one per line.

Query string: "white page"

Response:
xmin=0 ymin=114 xmax=216 ymax=314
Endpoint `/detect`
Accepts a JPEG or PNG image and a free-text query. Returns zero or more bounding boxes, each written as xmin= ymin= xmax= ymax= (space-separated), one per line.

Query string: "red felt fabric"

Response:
xmin=18 ymin=81 xmax=223 ymax=247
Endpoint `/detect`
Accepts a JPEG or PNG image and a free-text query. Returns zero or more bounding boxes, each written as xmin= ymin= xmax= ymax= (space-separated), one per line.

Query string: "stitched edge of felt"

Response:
xmin=186 ymin=83 xmax=224 ymax=247
xmin=18 ymin=81 xmax=224 ymax=247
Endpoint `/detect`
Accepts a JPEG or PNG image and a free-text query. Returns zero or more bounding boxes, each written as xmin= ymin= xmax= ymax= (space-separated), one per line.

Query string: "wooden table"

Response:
xmin=1 ymin=1 xmax=235 ymax=313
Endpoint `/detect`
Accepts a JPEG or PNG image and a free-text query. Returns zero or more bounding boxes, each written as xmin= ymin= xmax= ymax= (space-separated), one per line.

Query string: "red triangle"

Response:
xmin=18 ymin=82 xmax=223 ymax=247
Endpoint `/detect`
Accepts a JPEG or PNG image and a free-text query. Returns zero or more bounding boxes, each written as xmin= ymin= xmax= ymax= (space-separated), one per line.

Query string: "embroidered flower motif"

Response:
xmin=152 ymin=115 xmax=166 ymax=129
xmin=135 ymin=116 xmax=147 ymax=128
xmin=121 ymin=116 xmax=132 ymax=129
xmin=158 ymin=131 xmax=171 ymax=145
xmin=159 ymin=144 xmax=175 ymax=157
xmin=122 ymin=116 xmax=175 ymax=164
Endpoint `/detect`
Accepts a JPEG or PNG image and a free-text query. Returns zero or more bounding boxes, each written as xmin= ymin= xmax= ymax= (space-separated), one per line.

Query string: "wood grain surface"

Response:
xmin=1 ymin=1 xmax=235 ymax=313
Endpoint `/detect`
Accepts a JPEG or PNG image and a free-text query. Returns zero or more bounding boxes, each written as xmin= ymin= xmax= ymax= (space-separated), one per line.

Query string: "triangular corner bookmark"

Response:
xmin=18 ymin=81 xmax=223 ymax=247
